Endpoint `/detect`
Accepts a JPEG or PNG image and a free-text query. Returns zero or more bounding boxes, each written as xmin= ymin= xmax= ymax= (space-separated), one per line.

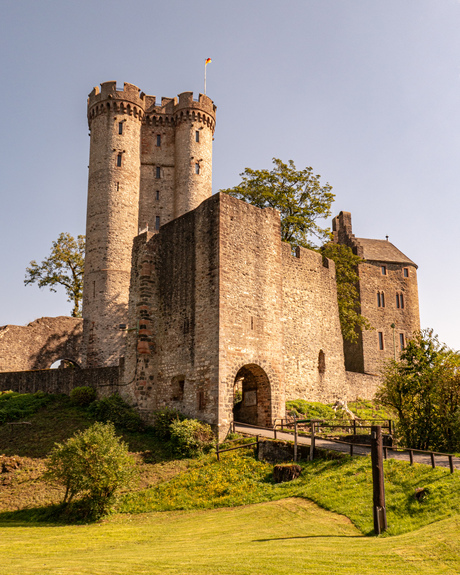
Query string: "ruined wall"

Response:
xmin=0 ymin=317 xmax=82 ymax=373
xmin=282 ymin=245 xmax=347 ymax=402
xmin=218 ymin=194 xmax=285 ymax=432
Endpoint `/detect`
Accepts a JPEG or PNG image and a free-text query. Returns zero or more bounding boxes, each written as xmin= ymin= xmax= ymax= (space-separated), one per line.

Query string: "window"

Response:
xmin=116 ymin=153 xmax=122 ymax=167
xmin=396 ymin=293 xmax=405 ymax=309
xmin=378 ymin=332 xmax=384 ymax=350
xmin=198 ymin=390 xmax=205 ymax=411
xmin=399 ymin=333 xmax=405 ymax=351
xmin=155 ymin=216 xmax=160 ymax=230
xmin=377 ymin=291 xmax=385 ymax=308
xmin=403 ymin=268 xmax=409 ymax=278
xmin=156 ymin=134 xmax=161 ymax=147
xmin=195 ymin=163 xmax=200 ymax=174
xmin=118 ymin=122 xmax=123 ymax=135
xmin=381 ymin=265 xmax=387 ymax=275
xmin=156 ymin=190 xmax=160 ymax=201
xmin=116 ymin=182 xmax=119 ymax=191
xmin=156 ymin=166 xmax=161 ymax=179
xmin=195 ymin=130 xmax=200 ymax=142
xmin=318 ymin=350 xmax=326 ymax=374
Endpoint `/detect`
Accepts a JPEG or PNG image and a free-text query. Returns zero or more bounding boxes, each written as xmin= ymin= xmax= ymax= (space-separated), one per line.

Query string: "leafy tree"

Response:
xmin=376 ymin=329 xmax=460 ymax=452
xmin=46 ymin=422 xmax=137 ymax=520
xmin=24 ymin=232 xmax=85 ymax=317
xmin=220 ymin=158 xmax=334 ymax=248
xmin=321 ymin=243 xmax=371 ymax=343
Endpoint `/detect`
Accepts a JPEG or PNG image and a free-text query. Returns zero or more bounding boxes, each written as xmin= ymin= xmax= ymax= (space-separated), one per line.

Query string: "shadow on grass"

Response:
xmin=0 ymin=501 xmax=108 ymax=527
xmin=254 ymin=535 xmax=364 ymax=541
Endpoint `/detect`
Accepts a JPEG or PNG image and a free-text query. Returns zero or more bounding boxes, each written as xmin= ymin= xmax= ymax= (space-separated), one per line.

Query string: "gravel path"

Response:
xmin=234 ymin=423 xmax=460 ymax=471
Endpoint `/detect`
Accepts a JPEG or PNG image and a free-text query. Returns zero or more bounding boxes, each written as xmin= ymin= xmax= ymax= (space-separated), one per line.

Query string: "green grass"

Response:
xmin=1 ymin=499 xmax=459 ymax=574
xmin=0 ymin=391 xmax=54 ymax=424
xmin=286 ymin=398 xmax=393 ymax=421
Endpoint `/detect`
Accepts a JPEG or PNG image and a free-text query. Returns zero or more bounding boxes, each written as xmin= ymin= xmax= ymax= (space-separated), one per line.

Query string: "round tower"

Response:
xmin=173 ymin=92 xmax=216 ymax=218
xmin=82 ymin=82 xmax=145 ymax=367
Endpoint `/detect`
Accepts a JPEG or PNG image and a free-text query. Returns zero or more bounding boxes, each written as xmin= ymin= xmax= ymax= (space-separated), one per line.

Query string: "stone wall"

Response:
xmin=0 ymin=317 xmax=82 ymax=373
xmin=0 ymin=365 xmax=120 ymax=397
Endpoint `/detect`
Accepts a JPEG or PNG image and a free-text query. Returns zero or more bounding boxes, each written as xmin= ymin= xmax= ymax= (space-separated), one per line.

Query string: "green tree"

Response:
xmin=220 ymin=158 xmax=334 ymax=248
xmin=46 ymin=422 xmax=137 ymax=519
xmin=24 ymin=232 xmax=85 ymax=317
xmin=376 ymin=329 xmax=460 ymax=452
xmin=321 ymin=243 xmax=371 ymax=343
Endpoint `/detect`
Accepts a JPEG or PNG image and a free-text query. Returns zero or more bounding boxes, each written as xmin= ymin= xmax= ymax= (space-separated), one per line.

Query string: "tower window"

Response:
xmin=381 ymin=265 xmax=387 ymax=275
xmin=116 ymin=153 xmax=122 ymax=167
xmin=155 ymin=216 xmax=160 ymax=230
xmin=118 ymin=122 xmax=123 ymax=135
xmin=156 ymin=166 xmax=161 ymax=179
xmin=399 ymin=333 xmax=405 ymax=351
xmin=195 ymin=130 xmax=200 ymax=142
xmin=403 ymin=268 xmax=409 ymax=278
xmin=156 ymin=134 xmax=161 ymax=147
xmin=198 ymin=390 xmax=205 ymax=411
xmin=318 ymin=350 xmax=326 ymax=374
xmin=377 ymin=291 xmax=385 ymax=308
xmin=195 ymin=163 xmax=200 ymax=174
xmin=156 ymin=190 xmax=160 ymax=201
xmin=116 ymin=182 xmax=119 ymax=191
xmin=378 ymin=332 xmax=384 ymax=350
xmin=396 ymin=293 xmax=405 ymax=309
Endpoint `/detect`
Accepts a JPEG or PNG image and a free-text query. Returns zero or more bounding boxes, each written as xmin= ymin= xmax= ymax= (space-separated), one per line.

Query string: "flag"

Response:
xmin=205 ymin=58 xmax=212 ymax=65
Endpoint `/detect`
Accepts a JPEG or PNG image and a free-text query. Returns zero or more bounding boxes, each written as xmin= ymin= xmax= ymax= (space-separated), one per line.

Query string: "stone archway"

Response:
xmin=232 ymin=363 xmax=271 ymax=427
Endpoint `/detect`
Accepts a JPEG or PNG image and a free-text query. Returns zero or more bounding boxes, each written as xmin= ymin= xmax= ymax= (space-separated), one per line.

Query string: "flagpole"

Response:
xmin=204 ymin=61 xmax=207 ymax=95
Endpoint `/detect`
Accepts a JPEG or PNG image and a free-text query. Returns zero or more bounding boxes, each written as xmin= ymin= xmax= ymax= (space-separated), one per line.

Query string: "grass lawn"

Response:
xmin=1 ymin=498 xmax=459 ymax=575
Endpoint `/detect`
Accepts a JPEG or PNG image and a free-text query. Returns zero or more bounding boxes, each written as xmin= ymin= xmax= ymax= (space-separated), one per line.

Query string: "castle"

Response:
xmin=0 ymin=82 xmax=420 ymax=437
xmin=81 ymin=82 xmax=420 ymax=435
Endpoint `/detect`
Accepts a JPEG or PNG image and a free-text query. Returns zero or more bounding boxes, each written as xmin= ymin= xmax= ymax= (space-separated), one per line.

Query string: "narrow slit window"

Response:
xmin=198 ymin=390 xmax=205 ymax=411
xmin=156 ymin=134 xmax=161 ymax=147
xmin=156 ymin=190 xmax=160 ymax=201
xmin=116 ymin=182 xmax=119 ymax=191
xmin=399 ymin=333 xmax=405 ymax=351
xmin=377 ymin=291 xmax=385 ymax=308
xmin=195 ymin=163 xmax=200 ymax=174
xmin=403 ymin=268 xmax=409 ymax=278
xmin=381 ymin=265 xmax=387 ymax=275
xmin=156 ymin=166 xmax=161 ymax=179
xmin=116 ymin=153 xmax=122 ymax=167
xmin=195 ymin=130 xmax=200 ymax=142
xmin=118 ymin=122 xmax=123 ymax=135
xmin=396 ymin=293 xmax=405 ymax=309
xmin=155 ymin=216 xmax=160 ymax=230
xmin=378 ymin=332 xmax=384 ymax=350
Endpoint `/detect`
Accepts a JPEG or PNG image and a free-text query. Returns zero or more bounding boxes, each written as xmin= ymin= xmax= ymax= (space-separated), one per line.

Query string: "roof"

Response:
xmin=356 ymin=238 xmax=417 ymax=267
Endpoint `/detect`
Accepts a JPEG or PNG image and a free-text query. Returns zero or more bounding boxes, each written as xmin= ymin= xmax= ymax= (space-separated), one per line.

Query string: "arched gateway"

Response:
xmin=232 ymin=364 xmax=272 ymax=427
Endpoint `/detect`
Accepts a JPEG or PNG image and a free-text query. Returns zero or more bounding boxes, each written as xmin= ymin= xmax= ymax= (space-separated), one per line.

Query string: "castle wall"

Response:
xmin=0 ymin=317 xmax=82 ymax=372
xmin=282 ymin=246 xmax=348 ymax=401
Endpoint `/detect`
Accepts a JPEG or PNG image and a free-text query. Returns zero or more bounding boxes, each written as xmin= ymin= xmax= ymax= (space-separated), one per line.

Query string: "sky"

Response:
xmin=1 ymin=0 xmax=460 ymax=349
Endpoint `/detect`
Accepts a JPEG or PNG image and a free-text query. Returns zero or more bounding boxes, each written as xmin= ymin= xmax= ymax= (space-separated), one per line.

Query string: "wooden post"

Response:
xmin=256 ymin=435 xmax=260 ymax=459
xmin=449 ymin=455 xmax=454 ymax=474
xmin=216 ymin=441 xmax=220 ymax=462
xmin=371 ymin=426 xmax=387 ymax=535
xmin=309 ymin=421 xmax=315 ymax=461
xmin=353 ymin=419 xmax=357 ymax=436
xmin=430 ymin=452 xmax=436 ymax=469
xmin=274 ymin=425 xmax=277 ymax=440
xmin=383 ymin=446 xmax=388 ymax=460
xmin=409 ymin=450 xmax=414 ymax=465
xmin=294 ymin=420 xmax=298 ymax=462
xmin=388 ymin=419 xmax=392 ymax=435
xmin=350 ymin=443 xmax=354 ymax=457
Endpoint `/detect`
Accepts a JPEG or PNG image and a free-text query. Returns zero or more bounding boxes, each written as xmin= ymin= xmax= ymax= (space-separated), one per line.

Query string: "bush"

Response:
xmin=286 ymin=400 xmax=335 ymax=420
xmin=70 ymin=386 xmax=96 ymax=407
xmin=152 ymin=407 xmax=186 ymax=440
xmin=45 ymin=422 xmax=137 ymax=520
xmin=0 ymin=391 xmax=53 ymax=424
xmin=169 ymin=418 xmax=215 ymax=457
xmin=88 ymin=394 xmax=144 ymax=432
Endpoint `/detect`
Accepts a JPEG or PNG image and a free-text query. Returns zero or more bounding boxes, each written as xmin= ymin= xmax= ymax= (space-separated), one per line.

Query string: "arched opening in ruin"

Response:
xmin=49 ymin=358 xmax=81 ymax=369
xmin=232 ymin=364 xmax=271 ymax=427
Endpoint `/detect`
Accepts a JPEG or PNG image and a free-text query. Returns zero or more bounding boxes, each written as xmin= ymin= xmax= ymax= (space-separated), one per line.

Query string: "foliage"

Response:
xmin=151 ymin=407 xmax=186 ymax=440
xmin=220 ymin=158 xmax=334 ymax=248
xmin=286 ymin=400 xmax=336 ymax=420
xmin=69 ymin=386 xmax=96 ymax=407
xmin=24 ymin=232 xmax=85 ymax=317
xmin=321 ymin=243 xmax=372 ymax=343
xmin=45 ymin=422 xmax=137 ymax=520
xmin=0 ymin=391 xmax=53 ymax=424
xmin=376 ymin=329 xmax=460 ymax=452
xmin=169 ymin=418 xmax=215 ymax=457
xmin=89 ymin=394 xmax=144 ymax=432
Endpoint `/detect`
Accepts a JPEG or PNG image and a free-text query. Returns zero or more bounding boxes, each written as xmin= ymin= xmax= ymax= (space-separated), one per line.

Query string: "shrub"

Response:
xmin=88 ymin=394 xmax=144 ymax=432
xmin=45 ymin=421 xmax=137 ymax=520
xmin=70 ymin=386 xmax=96 ymax=407
xmin=169 ymin=418 xmax=215 ymax=457
xmin=0 ymin=391 xmax=53 ymax=424
xmin=152 ymin=407 xmax=186 ymax=440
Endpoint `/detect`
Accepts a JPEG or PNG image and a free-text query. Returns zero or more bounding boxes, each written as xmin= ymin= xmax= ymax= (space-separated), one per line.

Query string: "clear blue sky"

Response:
xmin=1 ymin=0 xmax=460 ymax=349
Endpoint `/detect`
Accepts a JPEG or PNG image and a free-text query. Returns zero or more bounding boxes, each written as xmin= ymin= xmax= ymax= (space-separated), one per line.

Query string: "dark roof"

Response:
xmin=356 ymin=238 xmax=417 ymax=267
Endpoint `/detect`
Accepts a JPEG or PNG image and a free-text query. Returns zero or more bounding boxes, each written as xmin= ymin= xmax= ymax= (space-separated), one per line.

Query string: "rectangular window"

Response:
xmin=156 ymin=190 xmax=160 ymax=201
xmin=156 ymin=166 xmax=161 ymax=179
xmin=195 ymin=163 xmax=200 ymax=174
xmin=378 ymin=332 xmax=384 ymax=350
xmin=156 ymin=134 xmax=161 ymax=147
xmin=118 ymin=122 xmax=123 ymax=135
xmin=195 ymin=130 xmax=200 ymax=142
xmin=399 ymin=333 xmax=405 ymax=351
xmin=116 ymin=153 xmax=122 ymax=167
xmin=403 ymin=268 xmax=409 ymax=278
xmin=116 ymin=182 xmax=119 ymax=191
xmin=198 ymin=390 xmax=205 ymax=411
xmin=155 ymin=216 xmax=160 ymax=230
xmin=377 ymin=292 xmax=385 ymax=308
xmin=396 ymin=293 xmax=405 ymax=309
xmin=381 ymin=265 xmax=387 ymax=275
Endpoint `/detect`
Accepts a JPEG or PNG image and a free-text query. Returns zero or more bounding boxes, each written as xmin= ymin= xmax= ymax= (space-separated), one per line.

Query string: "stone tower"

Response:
xmin=82 ymin=82 xmax=216 ymax=368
